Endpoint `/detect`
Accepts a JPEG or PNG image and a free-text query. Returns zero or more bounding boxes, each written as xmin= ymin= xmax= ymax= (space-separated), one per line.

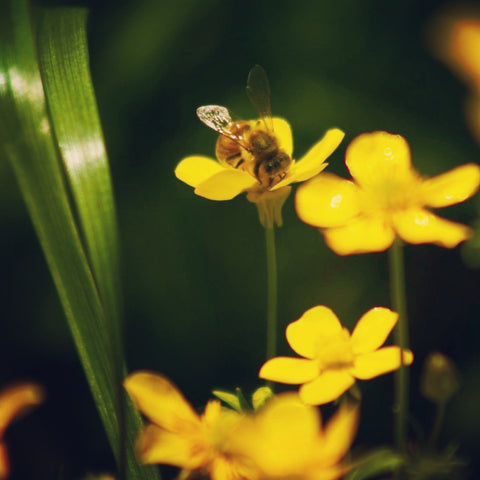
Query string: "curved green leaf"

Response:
xmin=0 ymin=2 xmax=159 ymax=478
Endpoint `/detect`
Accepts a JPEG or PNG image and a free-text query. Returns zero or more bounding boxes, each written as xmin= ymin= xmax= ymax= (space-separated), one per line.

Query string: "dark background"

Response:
xmin=1 ymin=0 xmax=480 ymax=478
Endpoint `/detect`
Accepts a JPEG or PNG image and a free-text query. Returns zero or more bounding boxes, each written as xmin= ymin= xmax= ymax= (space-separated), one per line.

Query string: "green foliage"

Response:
xmin=345 ymin=448 xmax=404 ymax=480
xmin=0 ymin=2 xmax=159 ymax=478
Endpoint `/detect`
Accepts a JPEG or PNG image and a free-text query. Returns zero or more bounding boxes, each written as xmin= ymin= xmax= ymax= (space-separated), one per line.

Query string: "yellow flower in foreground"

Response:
xmin=0 ymin=383 xmax=44 ymax=479
xmin=124 ymin=371 xmax=256 ymax=480
xmin=231 ymin=393 xmax=358 ymax=480
xmin=295 ymin=131 xmax=480 ymax=255
xmin=259 ymin=305 xmax=413 ymax=405
xmin=176 ymin=119 xmax=344 ymax=227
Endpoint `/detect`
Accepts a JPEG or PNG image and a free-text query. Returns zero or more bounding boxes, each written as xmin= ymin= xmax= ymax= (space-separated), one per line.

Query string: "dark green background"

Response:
xmin=1 ymin=0 xmax=480 ymax=478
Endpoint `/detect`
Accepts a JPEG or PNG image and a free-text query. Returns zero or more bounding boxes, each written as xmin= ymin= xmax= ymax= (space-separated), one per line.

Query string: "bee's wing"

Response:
xmin=246 ymin=65 xmax=274 ymax=131
xmin=197 ymin=105 xmax=251 ymax=150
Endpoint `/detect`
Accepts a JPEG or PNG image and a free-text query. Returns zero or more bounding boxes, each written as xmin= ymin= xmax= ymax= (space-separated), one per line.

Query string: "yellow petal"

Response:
xmin=286 ymin=306 xmax=343 ymax=359
xmin=350 ymin=307 xmax=398 ymax=355
xmin=202 ymin=400 xmax=222 ymax=426
xmin=345 ymin=132 xmax=415 ymax=188
xmin=210 ymin=455 xmax=258 ymax=480
xmin=232 ymin=393 xmax=320 ymax=477
xmin=195 ymin=169 xmax=258 ymax=200
xmin=272 ymin=117 xmax=293 ymax=156
xmin=420 ymin=163 xmax=480 ymax=207
xmin=0 ymin=443 xmax=9 ymax=480
xmin=124 ymin=372 xmax=200 ymax=432
xmin=175 ymin=156 xmax=224 ymax=187
xmin=136 ymin=424 xmax=207 ymax=468
xmin=295 ymin=173 xmax=360 ymax=227
xmin=351 ymin=347 xmax=414 ymax=380
xmin=323 ymin=216 xmax=396 ymax=255
xmin=316 ymin=402 xmax=359 ymax=468
xmin=392 ymin=208 xmax=472 ymax=248
xmin=259 ymin=357 xmax=319 ymax=384
xmin=447 ymin=19 xmax=480 ymax=87
xmin=273 ymin=129 xmax=345 ymax=189
xmin=292 ymin=128 xmax=345 ymax=181
xmin=0 ymin=383 xmax=44 ymax=436
xmin=299 ymin=371 xmax=355 ymax=405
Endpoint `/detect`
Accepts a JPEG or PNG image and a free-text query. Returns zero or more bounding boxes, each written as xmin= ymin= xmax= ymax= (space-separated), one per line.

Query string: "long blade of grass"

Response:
xmin=0 ymin=2 xmax=159 ymax=478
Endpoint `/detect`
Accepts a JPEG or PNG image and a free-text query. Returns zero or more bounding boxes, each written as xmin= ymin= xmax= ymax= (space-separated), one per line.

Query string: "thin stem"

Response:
xmin=265 ymin=226 xmax=278 ymax=361
xmin=388 ymin=238 xmax=409 ymax=453
xmin=428 ymin=402 xmax=446 ymax=450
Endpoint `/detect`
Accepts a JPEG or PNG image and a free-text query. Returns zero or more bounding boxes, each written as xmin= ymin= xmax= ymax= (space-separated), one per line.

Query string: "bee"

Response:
xmin=196 ymin=65 xmax=292 ymax=189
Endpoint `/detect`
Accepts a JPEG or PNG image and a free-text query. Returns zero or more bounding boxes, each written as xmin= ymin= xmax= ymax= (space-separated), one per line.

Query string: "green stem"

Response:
xmin=388 ymin=238 xmax=409 ymax=453
xmin=265 ymin=226 xmax=278 ymax=361
xmin=428 ymin=402 xmax=446 ymax=450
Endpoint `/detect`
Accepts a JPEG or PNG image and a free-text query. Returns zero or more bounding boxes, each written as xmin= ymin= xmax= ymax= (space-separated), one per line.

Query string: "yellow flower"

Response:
xmin=430 ymin=14 xmax=480 ymax=141
xmin=124 ymin=371 xmax=257 ymax=480
xmin=0 ymin=383 xmax=44 ymax=479
xmin=230 ymin=393 xmax=359 ymax=480
xmin=175 ymin=119 xmax=344 ymax=226
xmin=295 ymin=131 xmax=480 ymax=255
xmin=259 ymin=305 xmax=413 ymax=405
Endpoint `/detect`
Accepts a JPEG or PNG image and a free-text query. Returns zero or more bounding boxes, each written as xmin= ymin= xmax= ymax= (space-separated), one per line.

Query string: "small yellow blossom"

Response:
xmin=0 ymin=383 xmax=44 ymax=479
xmin=176 ymin=119 xmax=344 ymax=226
xmin=230 ymin=393 xmax=359 ymax=480
xmin=295 ymin=131 xmax=480 ymax=255
xmin=259 ymin=305 xmax=413 ymax=405
xmin=124 ymin=371 xmax=257 ymax=480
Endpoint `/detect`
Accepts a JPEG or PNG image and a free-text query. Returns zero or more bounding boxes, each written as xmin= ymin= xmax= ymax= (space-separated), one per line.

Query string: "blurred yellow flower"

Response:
xmin=0 ymin=383 xmax=44 ymax=479
xmin=259 ymin=305 xmax=413 ymax=405
xmin=230 ymin=393 xmax=359 ymax=480
xmin=430 ymin=13 xmax=480 ymax=142
xmin=295 ymin=131 xmax=480 ymax=255
xmin=176 ymin=119 xmax=344 ymax=226
xmin=124 ymin=371 xmax=257 ymax=480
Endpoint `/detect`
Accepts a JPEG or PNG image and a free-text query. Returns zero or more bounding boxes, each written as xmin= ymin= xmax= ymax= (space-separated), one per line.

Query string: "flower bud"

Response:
xmin=252 ymin=386 xmax=274 ymax=410
xmin=421 ymin=352 xmax=459 ymax=404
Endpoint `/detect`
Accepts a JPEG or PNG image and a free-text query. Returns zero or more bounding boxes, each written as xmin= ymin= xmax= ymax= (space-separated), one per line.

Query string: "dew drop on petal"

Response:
xmin=414 ymin=216 xmax=429 ymax=227
xmin=330 ymin=194 xmax=343 ymax=209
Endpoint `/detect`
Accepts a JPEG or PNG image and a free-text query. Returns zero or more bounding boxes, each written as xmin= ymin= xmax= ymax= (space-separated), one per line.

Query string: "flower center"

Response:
xmin=359 ymin=172 xmax=422 ymax=216
xmin=314 ymin=328 xmax=354 ymax=370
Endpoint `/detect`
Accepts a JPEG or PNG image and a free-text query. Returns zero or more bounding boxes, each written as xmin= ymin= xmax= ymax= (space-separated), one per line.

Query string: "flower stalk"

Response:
xmin=388 ymin=238 xmax=409 ymax=452
xmin=265 ymin=225 xmax=278 ymax=361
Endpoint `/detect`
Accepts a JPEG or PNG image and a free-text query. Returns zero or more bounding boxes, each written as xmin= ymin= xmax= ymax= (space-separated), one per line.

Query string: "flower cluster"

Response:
xmin=125 ymin=304 xmax=415 ymax=478
xmin=160 ymin=70 xmax=480 ymax=479
xmin=125 ymin=371 xmax=359 ymax=480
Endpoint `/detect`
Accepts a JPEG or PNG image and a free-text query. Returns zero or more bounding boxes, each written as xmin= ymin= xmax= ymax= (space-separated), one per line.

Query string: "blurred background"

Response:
xmin=1 ymin=0 xmax=480 ymax=478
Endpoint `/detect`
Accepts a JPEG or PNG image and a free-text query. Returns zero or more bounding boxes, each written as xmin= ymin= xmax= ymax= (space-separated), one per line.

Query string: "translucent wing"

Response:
xmin=246 ymin=65 xmax=274 ymax=131
xmin=196 ymin=105 xmax=250 ymax=149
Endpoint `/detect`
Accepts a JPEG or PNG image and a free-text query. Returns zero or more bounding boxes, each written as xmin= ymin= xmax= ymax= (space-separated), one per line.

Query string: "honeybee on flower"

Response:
xmin=197 ymin=66 xmax=293 ymax=189
xmin=176 ymin=66 xmax=344 ymax=227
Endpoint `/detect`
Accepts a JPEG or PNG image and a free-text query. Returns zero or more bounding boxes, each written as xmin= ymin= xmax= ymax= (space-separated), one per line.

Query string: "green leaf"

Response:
xmin=212 ymin=390 xmax=242 ymax=412
xmin=251 ymin=386 xmax=273 ymax=410
xmin=0 ymin=2 xmax=159 ymax=479
xmin=235 ymin=387 xmax=251 ymax=412
xmin=345 ymin=448 xmax=405 ymax=480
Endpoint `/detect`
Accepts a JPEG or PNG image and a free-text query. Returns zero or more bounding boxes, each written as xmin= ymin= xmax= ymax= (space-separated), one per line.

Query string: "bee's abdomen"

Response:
xmin=215 ymin=122 xmax=251 ymax=168
xmin=216 ymin=136 xmax=244 ymax=168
